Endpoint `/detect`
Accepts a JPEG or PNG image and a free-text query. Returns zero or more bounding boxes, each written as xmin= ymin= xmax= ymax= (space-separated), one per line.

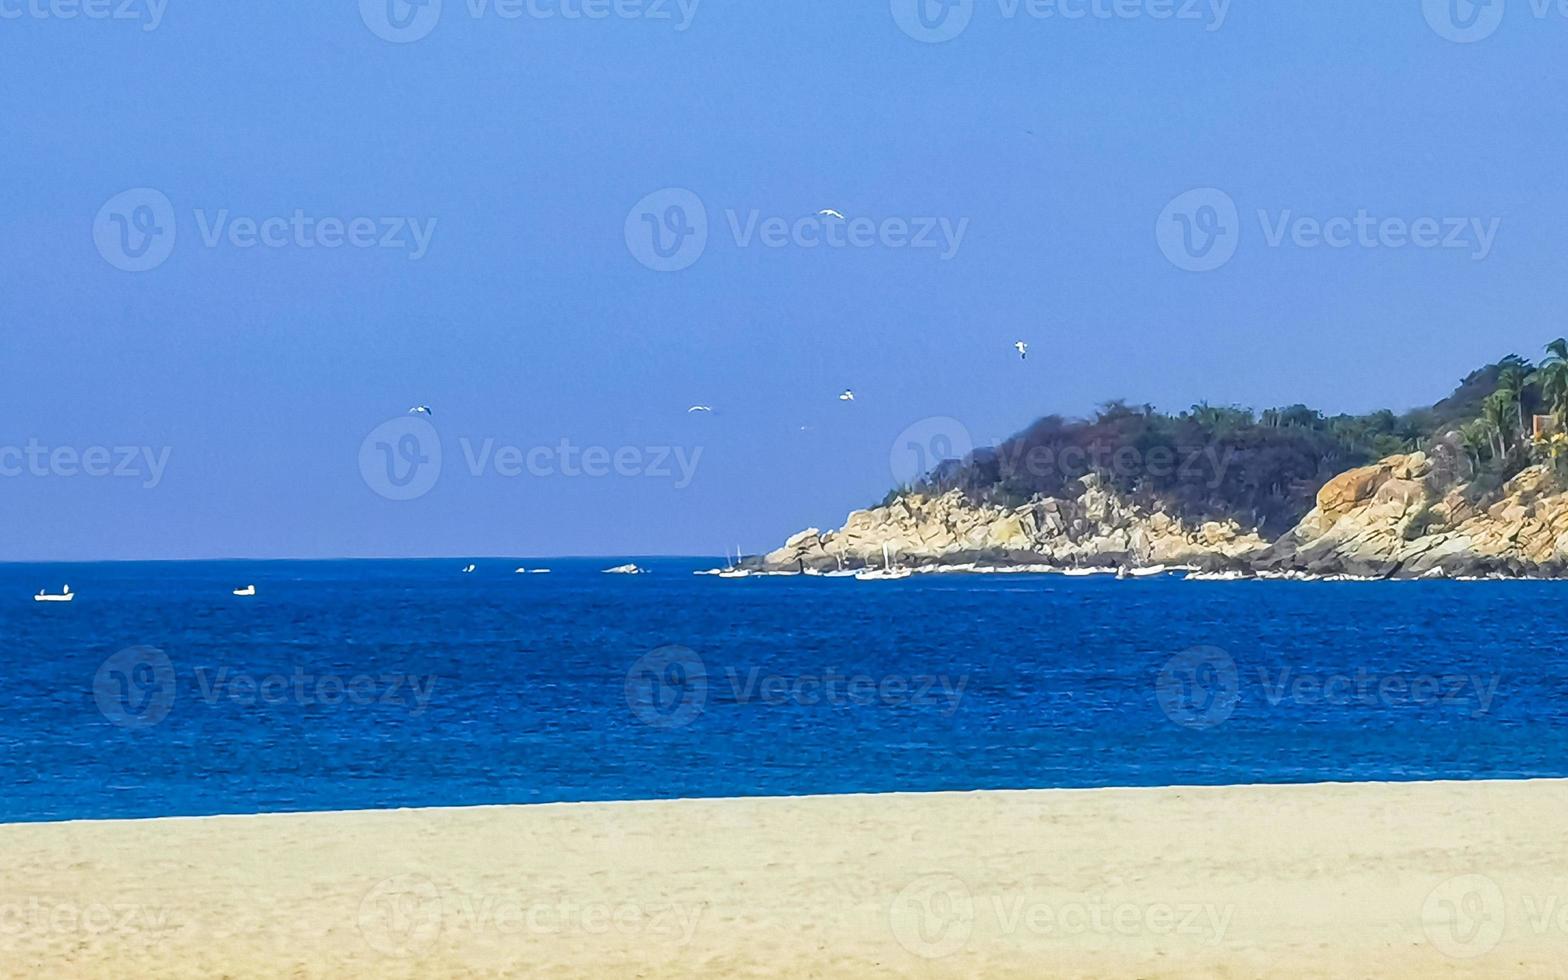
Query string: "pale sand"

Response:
xmin=2 ymin=779 xmax=1566 ymax=978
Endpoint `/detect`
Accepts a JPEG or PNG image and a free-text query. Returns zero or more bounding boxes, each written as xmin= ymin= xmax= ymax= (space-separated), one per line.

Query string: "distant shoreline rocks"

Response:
xmin=753 ymin=453 xmax=1568 ymax=581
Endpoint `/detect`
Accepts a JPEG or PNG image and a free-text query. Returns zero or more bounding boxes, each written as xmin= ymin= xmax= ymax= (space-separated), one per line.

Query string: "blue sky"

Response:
xmin=1 ymin=1 xmax=1565 ymax=560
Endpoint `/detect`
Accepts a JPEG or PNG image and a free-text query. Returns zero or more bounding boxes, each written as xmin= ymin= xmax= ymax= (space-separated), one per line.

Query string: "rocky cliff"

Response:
xmin=1255 ymin=452 xmax=1568 ymax=578
xmin=758 ymin=453 xmax=1568 ymax=579
xmin=757 ymin=476 xmax=1268 ymax=571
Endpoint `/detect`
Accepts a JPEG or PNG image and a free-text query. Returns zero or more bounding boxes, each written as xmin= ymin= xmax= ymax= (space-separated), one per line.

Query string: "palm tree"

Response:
xmin=1533 ymin=339 xmax=1568 ymax=428
xmin=1458 ymin=422 xmax=1490 ymax=471
xmin=1482 ymin=391 xmax=1513 ymax=459
xmin=1496 ymin=357 xmax=1532 ymax=442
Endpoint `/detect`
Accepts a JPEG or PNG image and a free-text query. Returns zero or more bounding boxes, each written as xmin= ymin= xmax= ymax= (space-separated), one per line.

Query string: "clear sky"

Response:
xmin=2 ymin=1 xmax=1565 ymax=560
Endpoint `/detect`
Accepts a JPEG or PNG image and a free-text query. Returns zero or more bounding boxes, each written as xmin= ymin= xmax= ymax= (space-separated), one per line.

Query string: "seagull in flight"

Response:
xmin=687 ymin=405 xmax=714 ymax=414
xmin=838 ymin=389 xmax=855 ymax=402
xmin=408 ymin=405 xmax=433 ymax=415
xmin=817 ymin=209 xmax=846 ymax=220
xmin=1013 ymin=341 xmax=1029 ymax=360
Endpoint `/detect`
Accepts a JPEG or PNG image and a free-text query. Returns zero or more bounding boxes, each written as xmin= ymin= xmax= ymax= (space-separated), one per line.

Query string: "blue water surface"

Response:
xmin=1 ymin=558 xmax=1564 ymax=823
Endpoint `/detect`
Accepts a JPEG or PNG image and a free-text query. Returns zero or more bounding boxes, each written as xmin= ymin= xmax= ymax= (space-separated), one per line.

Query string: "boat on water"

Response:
xmin=33 ymin=585 xmax=73 ymax=603
xmin=232 ymin=585 xmax=257 ymax=597
xmin=603 ymin=563 xmax=646 ymax=575
xmin=1127 ymin=565 xmax=1169 ymax=578
xmin=717 ymin=545 xmax=753 ymax=579
xmin=1064 ymin=567 xmax=1117 ymax=577
xmin=855 ymin=544 xmax=913 ymax=581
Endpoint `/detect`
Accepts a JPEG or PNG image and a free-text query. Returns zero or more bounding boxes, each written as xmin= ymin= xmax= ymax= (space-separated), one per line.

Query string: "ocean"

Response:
xmin=1 ymin=558 xmax=1563 ymax=823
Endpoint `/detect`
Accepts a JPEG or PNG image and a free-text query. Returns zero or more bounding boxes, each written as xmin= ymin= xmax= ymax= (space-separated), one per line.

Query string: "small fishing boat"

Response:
xmin=232 ymin=585 xmax=257 ymax=597
xmin=718 ymin=545 xmax=753 ymax=579
xmin=856 ymin=544 xmax=913 ymax=581
xmin=34 ymin=585 xmax=73 ymax=603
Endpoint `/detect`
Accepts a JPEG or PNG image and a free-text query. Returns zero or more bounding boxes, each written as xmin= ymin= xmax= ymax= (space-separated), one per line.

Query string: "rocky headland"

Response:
xmin=755 ymin=452 xmax=1568 ymax=581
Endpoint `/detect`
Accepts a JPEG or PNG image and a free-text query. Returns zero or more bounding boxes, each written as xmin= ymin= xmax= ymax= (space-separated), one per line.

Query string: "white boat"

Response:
xmin=818 ymin=550 xmax=857 ymax=577
xmin=33 ymin=585 xmax=73 ymax=603
xmin=1127 ymin=565 xmax=1169 ymax=578
xmin=232 ymin=585 xmax=257 ymax=597
xmin=462 ymin=564 xmax=477 ymax=574
xmin=530 ymin=569 xmax=551 ymax=574
xmin=1064 ymin=567 xmax=1117 ymax=577
xmin=856 ymin=544 xmax=913 ymax=581
xmin=716 ymin=545 xmax=754 ymax=579
xmin=603 ymin=564 xmax=645 ymax=575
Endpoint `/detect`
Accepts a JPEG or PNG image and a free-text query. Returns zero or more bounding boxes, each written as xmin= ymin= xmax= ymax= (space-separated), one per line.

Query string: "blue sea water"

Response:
xmin=1 ymin=558 xmax=1565 ymax=824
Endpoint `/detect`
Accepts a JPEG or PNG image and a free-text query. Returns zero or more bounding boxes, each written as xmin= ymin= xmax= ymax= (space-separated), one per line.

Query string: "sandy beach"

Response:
xmin=2 ymin=779 xmax=1564 ymax=978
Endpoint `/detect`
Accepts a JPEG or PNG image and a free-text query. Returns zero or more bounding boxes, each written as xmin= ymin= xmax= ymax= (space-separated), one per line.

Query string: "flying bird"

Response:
xmin=687 ymin=405 xmax=714 ymax=414
xmin=1014 ymin=341 xmax=1029 ymax=360
xmin=817 ymin=209 xmax=846 ymax=220
xmin=838 ymin=389 xmax=855 ymax=402
xmin=408 ymin=405 xmax=433 ymax=415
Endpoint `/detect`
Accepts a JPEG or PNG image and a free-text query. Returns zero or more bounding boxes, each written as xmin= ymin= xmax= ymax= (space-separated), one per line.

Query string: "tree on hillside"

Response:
xmin=1532 ymin=338 xmax=1568 ymax=426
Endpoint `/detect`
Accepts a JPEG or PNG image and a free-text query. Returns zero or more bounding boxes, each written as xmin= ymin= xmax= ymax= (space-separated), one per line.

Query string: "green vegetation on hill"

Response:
xmin=907 ymin=340 xmax=1568 ymax=534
